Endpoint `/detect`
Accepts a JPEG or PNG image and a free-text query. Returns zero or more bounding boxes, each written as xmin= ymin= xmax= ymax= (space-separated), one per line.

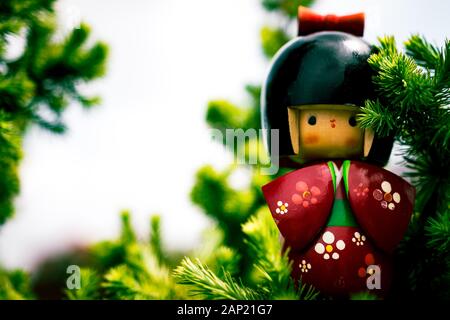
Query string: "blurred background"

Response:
xmin=0 ymin=0 xmax=448 ymax=271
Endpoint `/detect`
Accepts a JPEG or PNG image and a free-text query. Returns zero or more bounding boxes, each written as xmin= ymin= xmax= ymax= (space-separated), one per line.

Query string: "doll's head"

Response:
xmin=261 ymin=9 xmax=394 ymax=167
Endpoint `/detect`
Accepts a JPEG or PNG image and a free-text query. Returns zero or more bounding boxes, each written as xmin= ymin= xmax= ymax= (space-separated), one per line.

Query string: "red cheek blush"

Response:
xmin=304 ymin=134 xmax=319 ymax=144
xmin=346 ymin=138 xmax=358 ymax=148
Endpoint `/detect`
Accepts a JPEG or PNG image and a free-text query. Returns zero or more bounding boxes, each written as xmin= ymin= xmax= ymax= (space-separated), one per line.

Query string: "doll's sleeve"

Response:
xmin=346 ymin=161 xmax=415 ymax=254
xmin=262 ymin=163 xmax=335 ymax=252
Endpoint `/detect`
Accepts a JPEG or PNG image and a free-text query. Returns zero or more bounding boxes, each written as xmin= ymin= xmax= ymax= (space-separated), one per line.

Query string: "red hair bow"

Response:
xmin=298 ymin=6 xmax=365 ymax=37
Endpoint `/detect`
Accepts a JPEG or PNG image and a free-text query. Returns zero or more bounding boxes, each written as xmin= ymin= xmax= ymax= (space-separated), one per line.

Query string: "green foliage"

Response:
xmin=120 ymin=210 xmax=137 ymax=245
xmin=65 ymin=269 xmax=101 ymax=300
xmin=242 ymin=208 xmax=294 ymax=298
xmin=97 ymin=212 xmax=185 ymax=300
xmin=358 ymin=100 xmax=396 ymax=135
xmin=0 ymin=269 xmax=34 ymax=300
xmin=359 ymin=35 xmax=450 ymax=300
xmin=350 ymin=292 xmax=379 ymax=300
xmin=206 ymin=86 xmax=262 ymax=137
xmin=62 ymin=212 xmax=186 ymax=300
xmin=261 ymin=26 xmax=290 ymax=58
xmin=190 ymin=163 xmax=274 ymax=279
xmin=174 ymin=209 xmax=318 ymax=300
xmin=174 ymin=258 xmax=263 ymax=300
xmin=0 ymin=0 xmax=108 ymax=224
xmin=261 ymin=0 xmax=314 ymax=18
xmin=1 ymin=3 xmax=108 ymax=132
xmin=102 ymin=260 xmax=178 ymax=300
xmin=0 ymin=112 xmax=21 ymax=224
xmin=206 ymin=100 xmax=248 ymax=133
xmin=3 ymin=212 xmax=187 ymax=299
xmin=150 ymin=215 xmax=165 ymax=266
xmin=191 ymin=227 xmax=240 ymax=278
xmin=243 ymin=209 xmax=318 ymax=300
xmin=359 ymin=35 xmax=450 ymax=213
xmin=405 ymin=35 xmax=440 ymax=69
xmin=207 ymin=246 xmax=241 ymax=277
xmin=191 ymin=165 xmax=259 ymax=227
xmin=425 ymin=210 xmax=450 ymax=255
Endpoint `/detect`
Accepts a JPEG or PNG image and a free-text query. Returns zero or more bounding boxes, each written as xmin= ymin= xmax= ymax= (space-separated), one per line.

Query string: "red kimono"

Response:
xmin=262 ymin=160 xmax=415 ymax=297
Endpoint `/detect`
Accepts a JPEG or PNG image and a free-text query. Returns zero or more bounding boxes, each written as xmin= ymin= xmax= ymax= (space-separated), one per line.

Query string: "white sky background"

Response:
xmin=0 ymin=0 xmax=448 ymax=270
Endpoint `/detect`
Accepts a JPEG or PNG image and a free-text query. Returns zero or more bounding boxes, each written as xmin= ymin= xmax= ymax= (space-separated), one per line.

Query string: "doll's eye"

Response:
xmin=348 ymin=116 xmax=357 ymax=127
xmin=308 ymin=115 xmax=317 ymax=125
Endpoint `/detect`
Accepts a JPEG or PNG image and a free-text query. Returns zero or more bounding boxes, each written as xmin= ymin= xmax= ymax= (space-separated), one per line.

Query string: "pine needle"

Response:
xmin=174 ymin=258 xmax=262 ymax=300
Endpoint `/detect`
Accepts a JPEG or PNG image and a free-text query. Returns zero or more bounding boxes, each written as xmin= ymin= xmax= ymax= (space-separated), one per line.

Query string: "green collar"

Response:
xmin=326 ymin=160 xmax=357 ymax=227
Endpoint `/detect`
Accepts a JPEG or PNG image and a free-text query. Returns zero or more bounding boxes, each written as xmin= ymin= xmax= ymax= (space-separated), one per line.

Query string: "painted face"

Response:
xmin=288 ymin=105 xmax=368 ymax=161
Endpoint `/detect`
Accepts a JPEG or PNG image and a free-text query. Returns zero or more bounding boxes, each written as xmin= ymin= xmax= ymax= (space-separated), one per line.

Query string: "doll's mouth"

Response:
xmin=330 ymin=119 xmax=336 ymax=128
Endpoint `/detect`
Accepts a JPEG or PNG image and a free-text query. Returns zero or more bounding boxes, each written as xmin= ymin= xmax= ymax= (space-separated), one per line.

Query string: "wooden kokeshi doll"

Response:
xmin=261 ymin=7 xmax=415 ymax=297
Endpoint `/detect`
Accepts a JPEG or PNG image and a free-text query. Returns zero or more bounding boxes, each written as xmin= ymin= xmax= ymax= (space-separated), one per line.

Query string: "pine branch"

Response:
xmin=242 ymin=208 xmax=319 ymax=300
xmin=2 ymin=5 xmax=108 ymax=133
xmin=206 ymin=100 xmax=249 ymax=135
xmin=0 ymin=269 xmax=34 ymax=300
xmin=29 ymin=113 xmax=66 ymax=134
xmin=66 ymin=269 xmax=101 ymax=300
xmin=370 ymin=47 xmax=435 ymax=109
xmin=213 ymin=246 xmax=241 ymax=277
xmin=435 ymin=39 xmax=450 ymax=98
xmin=0 ymin=0 xmax=108 ymax=225
xmin=350 ymin=292 xmax=379 ymax=300
xmin=261 ymin=0 xmax=315 ymax=18
xmin=190 ymin=165 xmax=256 ymax=227
xmin=357 ymin=99 xmax=396 ymax=136
xmin=260 ymin=26 xmax=290 ymax=59
xmin=85 ymin=213 xmax=185 ymax=300
xmin=363 ymin=36 xmax=449 ymax=204
xmin=403 ymin=154 xmax=440 ymax=212
xmin=405 ymin=34 xmax=440 ymax=69
xmin=242 ymin=209 xmax=291 ymax=290
xmin=198 ymin=245 xmax=241 ymax=278
xmin=103 ymin=260 xmax=181 ymax=300
xmin=101 ymin=245 xmax=180 ymax=300
xmin=150 ymin=215 xmax=164 ymax=266
xmin=120 ymin=210 xmax=137 ymax=245
xmin=174 ymin=257 xmax=263 ymax=300
xmin=102 ymin=265 xmax=146 ymax=299
xmin=296 ymin=280 xmax=320 ymax=300
xmin=173 ymin=208 xmax=319 ymax=300
xmin=364 ymin=35 xmax=450 ymax=299
xmin=206 ymin=86 xmax=262 ymax=138
xmin=0 ymin=111 xmax=21 ymax=223
xmin=425 ymin=210 xmax=450 ymax=255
